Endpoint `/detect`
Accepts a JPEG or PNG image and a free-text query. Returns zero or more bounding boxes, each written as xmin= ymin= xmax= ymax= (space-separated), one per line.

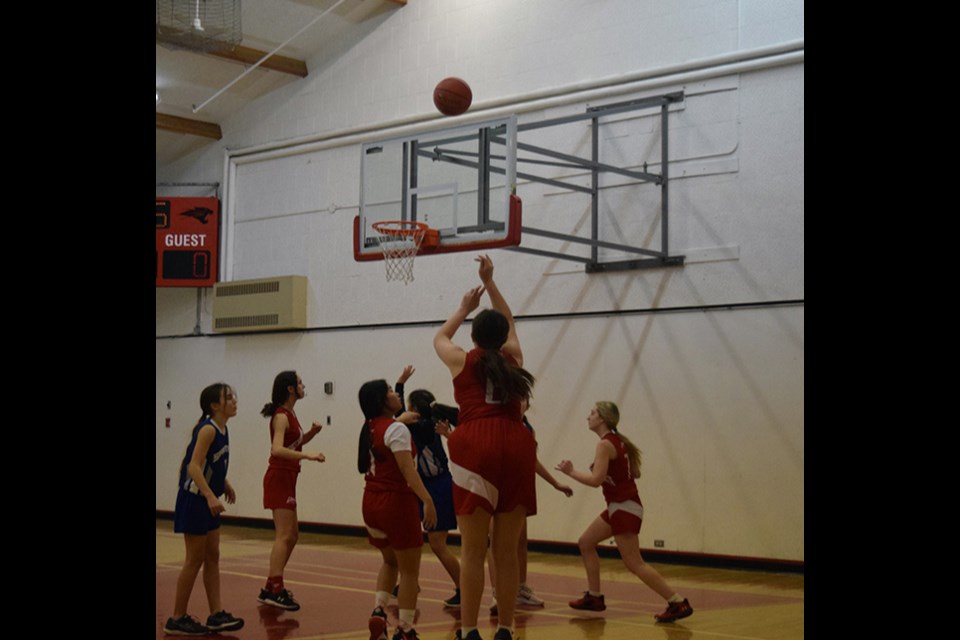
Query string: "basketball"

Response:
xmin=433 ymin=77 xmax=472 ymax=116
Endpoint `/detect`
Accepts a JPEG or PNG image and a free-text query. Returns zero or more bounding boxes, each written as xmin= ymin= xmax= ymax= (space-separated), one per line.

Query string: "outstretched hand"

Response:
xmin=397 ymin=365 xmax=415 ymax=385
xmin=460 ymin=285 xmax=485 ymax=314
xmin=556 ymin=460 xmax=574 ymax=476
xmin=476 ymin=254 xmax=494 ymax=284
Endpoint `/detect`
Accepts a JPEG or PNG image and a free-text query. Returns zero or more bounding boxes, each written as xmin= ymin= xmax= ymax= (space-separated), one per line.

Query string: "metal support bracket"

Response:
xmin=413 ymin=91 xmax=686 ymax=272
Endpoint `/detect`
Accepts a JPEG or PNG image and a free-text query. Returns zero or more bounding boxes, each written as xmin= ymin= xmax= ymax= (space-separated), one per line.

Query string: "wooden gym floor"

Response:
xmin=155 ymin=520 xmax=804 ymax=640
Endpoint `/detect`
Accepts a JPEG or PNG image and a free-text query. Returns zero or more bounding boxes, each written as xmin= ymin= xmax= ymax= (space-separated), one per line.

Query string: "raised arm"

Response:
xmin=476 ymin=254 xmax=522 ymax=365
xmin=394 ymin=365 xmax=415 ymax=414
xmin=434 ymin=285 xmax=484 ymax=377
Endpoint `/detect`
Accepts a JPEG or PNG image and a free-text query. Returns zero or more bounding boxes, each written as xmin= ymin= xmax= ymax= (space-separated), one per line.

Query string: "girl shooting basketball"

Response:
xmin=434 ymin=254 xmax=537 ymax=640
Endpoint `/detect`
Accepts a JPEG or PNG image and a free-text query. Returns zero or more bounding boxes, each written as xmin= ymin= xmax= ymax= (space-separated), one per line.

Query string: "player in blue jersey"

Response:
xmin=393 ymin=365 xmax=462 ymax=608
xmin=163 ymin=383 xmax=245 ymax=636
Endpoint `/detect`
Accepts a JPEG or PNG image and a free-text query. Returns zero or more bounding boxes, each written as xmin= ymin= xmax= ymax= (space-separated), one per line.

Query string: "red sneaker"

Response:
xmin=369 ymin=607 xmax=388 ymax=640
xmin=654 ymin=598 xmax=693 ymax=623
xmin=568 ymin=592 xmax=606 ymax=611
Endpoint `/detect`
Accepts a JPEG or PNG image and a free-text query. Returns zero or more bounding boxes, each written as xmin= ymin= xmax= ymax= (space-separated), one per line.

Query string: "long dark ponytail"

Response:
xmin=471 ymin=309 xmax=535 ymax=403
xmin=261 ymin=370 xmax=298 ymax=417
xmin=180 ymin=382 xmax=231 ymax=479
xmin=357 ymin=379 xmax=390 ymax=473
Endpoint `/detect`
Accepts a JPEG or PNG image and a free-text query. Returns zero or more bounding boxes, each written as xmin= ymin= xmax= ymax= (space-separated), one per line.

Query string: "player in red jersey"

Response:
xmin=556 ymin=401 xmax=693 ymax=623
xmin=358 ymin=379 xmax=436 ymax=640
xmin=258 ymin=371 xmax=327 ymax=612
xmin=434 ymin=255 xmax=536 ymax=640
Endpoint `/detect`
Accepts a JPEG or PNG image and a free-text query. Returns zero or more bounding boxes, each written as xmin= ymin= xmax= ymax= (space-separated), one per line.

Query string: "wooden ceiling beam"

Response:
xmin=208 ymin=45 xmax=308 ymax=77
xmin=156 ymin=113 xmax=223 ymax=140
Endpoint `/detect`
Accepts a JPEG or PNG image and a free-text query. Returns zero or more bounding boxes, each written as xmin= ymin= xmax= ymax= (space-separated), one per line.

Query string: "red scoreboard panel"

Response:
xmin=156 ymin=197 xmax=220 ymax=288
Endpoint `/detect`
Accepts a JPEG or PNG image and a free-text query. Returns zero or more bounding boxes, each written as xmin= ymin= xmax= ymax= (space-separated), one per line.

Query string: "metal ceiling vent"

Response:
xmin=156 ymin=0 xmax=243 ymax=53
xmin=212 ymin=275 xmax=308 ymax=333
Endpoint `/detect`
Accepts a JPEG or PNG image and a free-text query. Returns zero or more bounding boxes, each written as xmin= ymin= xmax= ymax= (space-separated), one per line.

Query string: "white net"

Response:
xmin=377 ymin=225 xmax=426 ymax=284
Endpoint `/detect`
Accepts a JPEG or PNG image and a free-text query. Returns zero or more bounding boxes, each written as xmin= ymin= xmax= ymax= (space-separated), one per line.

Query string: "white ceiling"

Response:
xmin=156 ymin=0 xmax=405 ymax=167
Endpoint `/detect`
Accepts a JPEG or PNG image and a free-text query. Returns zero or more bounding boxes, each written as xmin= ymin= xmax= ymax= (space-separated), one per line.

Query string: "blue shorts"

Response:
xmin=420 ymin=473 xmax=457 ymax=532
xmin=173 ymin=489 xmax=221 ymax=535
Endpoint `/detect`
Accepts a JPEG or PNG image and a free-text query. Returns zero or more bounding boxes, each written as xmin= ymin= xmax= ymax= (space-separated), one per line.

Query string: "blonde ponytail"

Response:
xmin=596 ymin=401 xmax=642 ymax=478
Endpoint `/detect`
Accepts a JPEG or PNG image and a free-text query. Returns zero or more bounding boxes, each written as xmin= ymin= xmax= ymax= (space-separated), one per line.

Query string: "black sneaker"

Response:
xmin=455 ymin=630 xmax=483 ymax=640
xmin=163 ymin=614 xmax=208 ymax=636
xmin=258 ymin=587 xmax=301 ymax=611
xmin=206 ymin=609 xmax=244 ymax=631
xmin=392 ymin=628 xmax=420 ymax=640
xmin=493 ymin=629 xmax=514 ymax=640
xmin=443 ymin=588 xmax=461 ymax=608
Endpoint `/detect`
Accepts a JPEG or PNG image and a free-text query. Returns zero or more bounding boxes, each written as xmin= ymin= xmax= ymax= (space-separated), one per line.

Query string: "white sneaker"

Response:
xmin=517 ymin=584 xmax=544 ymax=607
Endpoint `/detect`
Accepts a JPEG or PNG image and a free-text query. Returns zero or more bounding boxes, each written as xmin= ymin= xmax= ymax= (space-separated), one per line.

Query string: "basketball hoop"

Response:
xmin=372 ymin=221 xmax=439 ymax=284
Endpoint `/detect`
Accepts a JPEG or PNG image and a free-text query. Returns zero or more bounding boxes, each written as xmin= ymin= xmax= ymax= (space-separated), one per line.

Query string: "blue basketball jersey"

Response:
xmin=178 ymin=418 xmax=230 ymax=498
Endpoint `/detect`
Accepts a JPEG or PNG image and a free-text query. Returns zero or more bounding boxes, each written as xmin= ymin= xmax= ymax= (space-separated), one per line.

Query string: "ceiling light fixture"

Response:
xmin=156 ymin=1 xmax=241 ymax=55
xmin=192 ymin=0 xmax=348 ymax=114
xmin=191 ymin=0 xmax=204 ymax=31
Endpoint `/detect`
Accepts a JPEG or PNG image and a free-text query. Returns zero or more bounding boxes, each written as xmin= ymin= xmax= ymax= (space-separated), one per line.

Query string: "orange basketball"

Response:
xmin=433 ymin=77 xmax=472 ymax=116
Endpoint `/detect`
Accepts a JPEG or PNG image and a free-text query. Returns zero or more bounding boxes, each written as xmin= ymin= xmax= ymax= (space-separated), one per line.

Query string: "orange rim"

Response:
xmin=372 ymin=220 xmax=440 ymax=248
xmin=372 ymin=220 xmax=429 ymax=237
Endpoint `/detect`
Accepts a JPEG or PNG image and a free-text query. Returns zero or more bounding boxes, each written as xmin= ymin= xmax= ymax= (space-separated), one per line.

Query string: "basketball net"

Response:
xmin=375 ymin=223 xmax=426 ymax=285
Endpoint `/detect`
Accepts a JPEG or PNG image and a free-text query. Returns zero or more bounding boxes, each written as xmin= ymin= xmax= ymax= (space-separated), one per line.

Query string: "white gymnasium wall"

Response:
xmin=157 ymin=0 xmax=803 ymax=562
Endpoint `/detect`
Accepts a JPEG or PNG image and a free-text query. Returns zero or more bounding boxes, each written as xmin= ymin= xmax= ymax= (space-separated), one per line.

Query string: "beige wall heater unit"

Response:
xmin=212 ymin=275 xmax=308 ymax=333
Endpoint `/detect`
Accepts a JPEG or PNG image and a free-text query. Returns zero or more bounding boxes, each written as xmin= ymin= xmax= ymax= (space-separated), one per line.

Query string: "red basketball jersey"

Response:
xmin=600 ymin=432 xmax=641 ymax=505
xmin=364 ymin=416 xmax=416 ymax=494
xmin=453 ymin=348 xmax=523 ymax=424
xmin=267 ymin=406 xmax=304 ymax=471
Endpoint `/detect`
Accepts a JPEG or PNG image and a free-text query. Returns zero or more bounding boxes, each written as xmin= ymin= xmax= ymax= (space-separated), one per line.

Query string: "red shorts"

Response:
xmin=600 ymin=499 xmax=644 ymax=535
xmin=362 ymin=490 xmax=423 ymax=551
xmin=447 ymin=417 xmax=537 ymax=516
xmin=263 ymin=466 xmax=300 ymax=510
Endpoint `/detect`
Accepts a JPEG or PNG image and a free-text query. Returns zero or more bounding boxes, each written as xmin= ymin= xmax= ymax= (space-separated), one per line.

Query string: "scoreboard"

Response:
xmin=156 ymin=197 xmax=220 ymax=287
